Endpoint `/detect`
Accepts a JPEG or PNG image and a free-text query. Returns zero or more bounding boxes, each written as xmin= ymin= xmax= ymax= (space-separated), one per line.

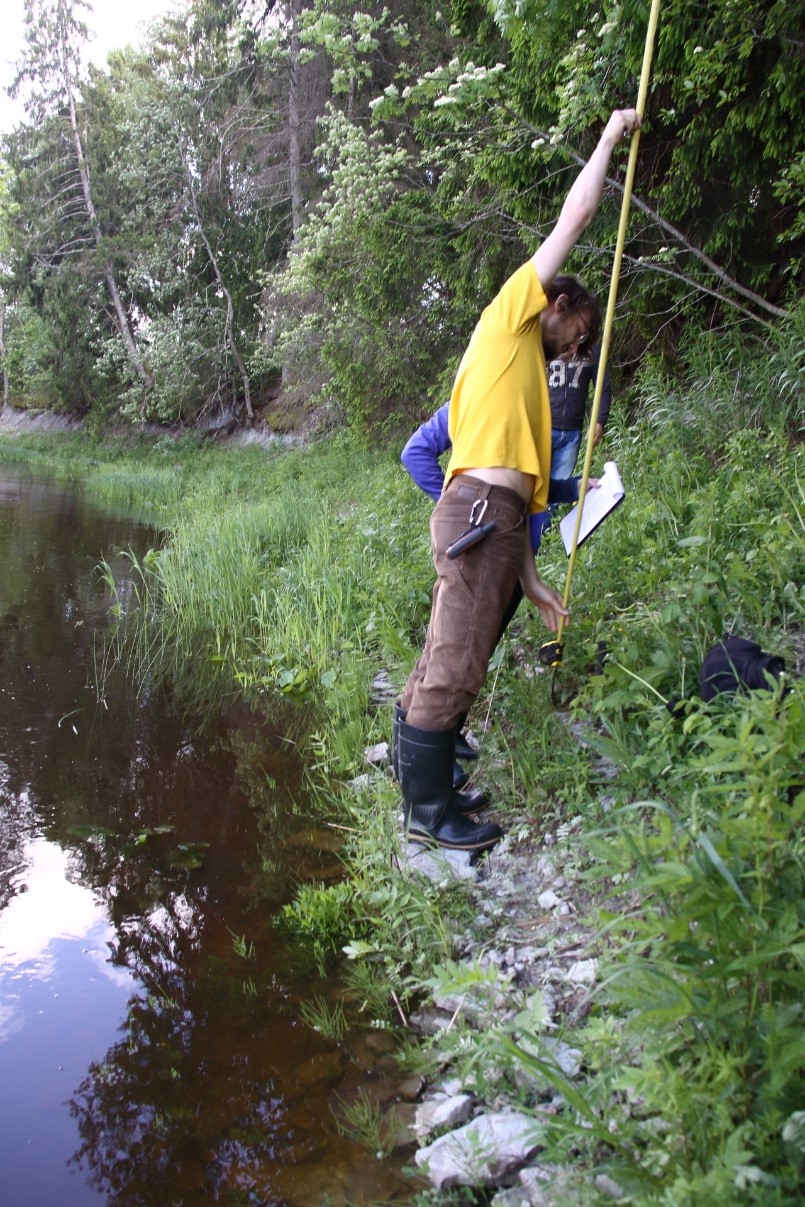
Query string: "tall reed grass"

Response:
xmin=85 ymin=432 xmax=433 ymax=756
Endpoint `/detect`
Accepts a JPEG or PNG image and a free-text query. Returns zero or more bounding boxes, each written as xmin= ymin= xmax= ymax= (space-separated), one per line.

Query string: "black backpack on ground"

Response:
xmin=699 ymin=635 xmax=786 ymax=702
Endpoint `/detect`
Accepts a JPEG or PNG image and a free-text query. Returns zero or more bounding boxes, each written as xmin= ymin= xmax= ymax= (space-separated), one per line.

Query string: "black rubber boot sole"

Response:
xmin=407 ymin=822 xmax=501 ymax=852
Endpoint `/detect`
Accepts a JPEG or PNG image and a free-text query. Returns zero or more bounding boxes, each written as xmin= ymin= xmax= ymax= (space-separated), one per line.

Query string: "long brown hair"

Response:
xmin=545 ymin=276 xmax=601 ymax=352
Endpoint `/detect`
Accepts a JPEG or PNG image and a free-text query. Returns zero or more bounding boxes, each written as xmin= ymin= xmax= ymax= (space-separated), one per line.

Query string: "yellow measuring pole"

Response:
xmin=554 ymin=0 xmax=662 ymax=650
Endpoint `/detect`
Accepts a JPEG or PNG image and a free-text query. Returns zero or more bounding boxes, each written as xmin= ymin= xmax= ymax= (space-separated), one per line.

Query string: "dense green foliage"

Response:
xmin=1 ymin=0 xmax=802 ymax=429
xmin=1 ymin=303 xmax=802 ymax=1201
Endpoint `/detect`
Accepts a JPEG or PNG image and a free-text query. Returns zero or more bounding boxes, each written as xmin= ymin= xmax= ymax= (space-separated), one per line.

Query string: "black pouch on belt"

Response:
xmin=446 ymin=521 xmax=497 ymax=559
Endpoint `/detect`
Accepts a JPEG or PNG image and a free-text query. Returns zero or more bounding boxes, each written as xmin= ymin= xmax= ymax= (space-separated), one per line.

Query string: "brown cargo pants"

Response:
xmin=402 ymin=475 xmax=528 ymax=732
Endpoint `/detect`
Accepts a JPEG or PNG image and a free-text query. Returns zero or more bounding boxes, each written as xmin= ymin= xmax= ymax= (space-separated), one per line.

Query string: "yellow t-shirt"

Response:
xmin=446 ymin=260 xmax=551 ymax=513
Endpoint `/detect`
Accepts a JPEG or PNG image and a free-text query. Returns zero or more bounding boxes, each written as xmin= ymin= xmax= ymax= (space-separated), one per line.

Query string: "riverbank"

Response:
xmin=1 ymin=380 xmax=803 ymax=1204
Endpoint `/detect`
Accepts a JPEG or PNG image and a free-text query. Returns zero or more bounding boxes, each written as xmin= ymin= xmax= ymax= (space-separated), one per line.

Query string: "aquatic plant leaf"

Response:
xmin=68 ymin=823 xmax=117 ymax=840
xmin=169 ymin=841 xmax=211 ymax=869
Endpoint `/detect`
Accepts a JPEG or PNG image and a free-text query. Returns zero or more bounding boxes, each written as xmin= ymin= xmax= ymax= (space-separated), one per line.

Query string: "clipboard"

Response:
xmin=559 ymin=461 xmax=625 ymax=555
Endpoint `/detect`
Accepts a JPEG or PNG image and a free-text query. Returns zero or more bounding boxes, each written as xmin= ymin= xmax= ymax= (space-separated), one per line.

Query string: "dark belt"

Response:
xmin=447 ymin=475 xmax=528 ymax=515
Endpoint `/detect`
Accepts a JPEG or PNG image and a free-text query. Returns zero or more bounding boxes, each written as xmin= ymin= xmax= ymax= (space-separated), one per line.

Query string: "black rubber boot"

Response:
xmin=453 ymin=715 xmax=487 ymax=809
xmin=455 ymin=714 xmax=479 ymax=762
xmin=452 ymin=764 xmax=489 ymax=810
xmin=398 ymin=720 xmax=502 ymax=852
xmin=392 ymin=701 xmax=405 ymax=781
xmin=395 ymin=703 xmax=488 ymax=815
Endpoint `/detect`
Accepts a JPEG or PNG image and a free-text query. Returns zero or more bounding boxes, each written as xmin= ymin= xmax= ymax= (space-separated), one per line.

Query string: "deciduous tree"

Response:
xmin=11 ymin=0 xmax=151 ymax=391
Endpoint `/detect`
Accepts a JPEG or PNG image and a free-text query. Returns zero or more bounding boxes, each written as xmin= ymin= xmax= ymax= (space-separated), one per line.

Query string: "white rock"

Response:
xmin=565 ymin=958 xmax=597 ymax=985
xmin=406 ymin=844 xmax=479 ymax=882
xmin=408 ymin=1009 xmax=450 ymax=1036
xmin=540 ymin=985 xmax=559 ymax=1021
xmin=595 ymin=1173 xmax=626 ymax=1199
xmin=364 ymin=740 xmax=389 ymax=765
xmin=433 ymin=992 xmax=466 ymax=1014
xmin=519 ymin=1164 xmax=573 ymax=1206
xmin=439 ymin=1077 xmax=464 ymax=1096
xmin=537 ymin=890 xmax=561 ymax=910
xmin=415 ymin=1093 xmax=474 ymax=1139
xmin=491 ymin=1188 xmax=532 ymax=1207
xmin=539 ymin=964 xmax=563 ymax=983
xmin=415 ymin=1111 xmax=545 ymax=1191
xmin=542 ymin=1038 xmax=582 ymax=1077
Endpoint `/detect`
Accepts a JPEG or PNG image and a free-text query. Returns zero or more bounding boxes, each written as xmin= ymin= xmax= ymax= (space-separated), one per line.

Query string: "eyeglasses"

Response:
xmin=575 ymin=312 xmax=591 ymax=348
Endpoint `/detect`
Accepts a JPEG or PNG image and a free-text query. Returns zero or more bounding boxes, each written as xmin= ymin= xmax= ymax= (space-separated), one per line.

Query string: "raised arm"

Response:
xmin=533 ymin=108 xmax=641 ymax=288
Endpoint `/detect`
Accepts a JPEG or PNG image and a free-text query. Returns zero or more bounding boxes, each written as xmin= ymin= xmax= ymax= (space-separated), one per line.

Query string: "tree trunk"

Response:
xmin=181 ymin=146 xmax=254 ymax=421
xmin=288 ymin=0 xmax=303 ymax=241
xmin=0 ymin=297 xmax=8 ymax=409
xmin=57 ymin=8 xmax=152 ymax=385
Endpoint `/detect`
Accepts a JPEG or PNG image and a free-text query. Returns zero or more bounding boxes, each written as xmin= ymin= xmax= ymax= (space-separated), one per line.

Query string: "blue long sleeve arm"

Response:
xmin=547 ymin=477 xmax=579 ymax=504
xmin=400 ymin=404 xmax=450 ymax=502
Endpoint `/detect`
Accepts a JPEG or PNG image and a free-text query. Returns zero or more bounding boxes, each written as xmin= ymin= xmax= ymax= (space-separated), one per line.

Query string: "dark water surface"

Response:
xmin=0 ymin=469 xmax=412 ymax=1206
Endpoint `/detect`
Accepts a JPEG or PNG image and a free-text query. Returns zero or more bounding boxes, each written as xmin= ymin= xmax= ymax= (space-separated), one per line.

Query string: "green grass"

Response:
xmin=333 ymin=1088 xmax=390 ymax=1156
xmin=299 ymin=994 xmax=348 ymax=1041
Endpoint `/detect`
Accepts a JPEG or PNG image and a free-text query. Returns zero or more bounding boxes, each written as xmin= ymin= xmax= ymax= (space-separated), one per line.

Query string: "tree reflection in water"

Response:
xmin=63 ymin=732 xmax=346 ymax=1204
xmin=68 ymin=892 xmax=300 ymax=1202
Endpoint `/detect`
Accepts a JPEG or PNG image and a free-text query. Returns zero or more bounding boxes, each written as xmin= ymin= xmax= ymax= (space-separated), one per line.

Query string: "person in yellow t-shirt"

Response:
xmin=394 ymin=106 xmax=641 ymax=854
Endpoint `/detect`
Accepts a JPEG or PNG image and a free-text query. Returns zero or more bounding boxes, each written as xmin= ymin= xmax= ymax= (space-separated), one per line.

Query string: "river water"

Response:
xmin=0 ymin=468 xmax=413 ymax=1206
